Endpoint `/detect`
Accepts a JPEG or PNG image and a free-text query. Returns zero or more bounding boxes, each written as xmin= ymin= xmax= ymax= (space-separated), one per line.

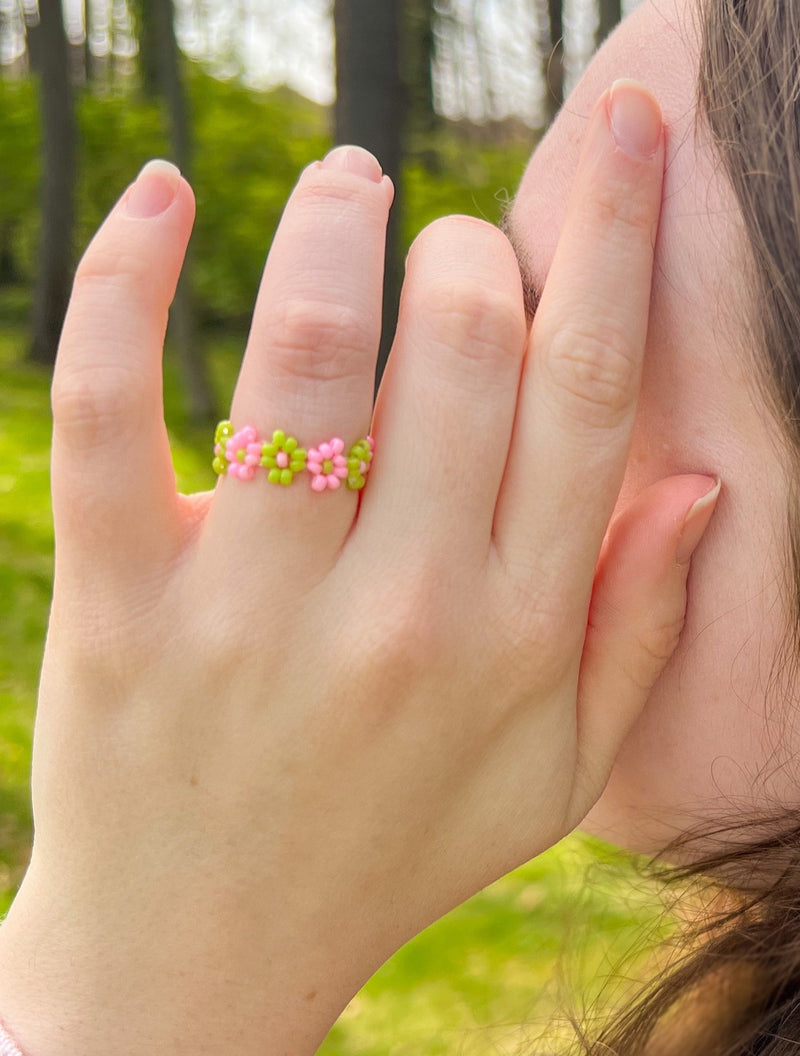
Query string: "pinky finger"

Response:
xmin=568 ymin=474 xmax=721 ymax=821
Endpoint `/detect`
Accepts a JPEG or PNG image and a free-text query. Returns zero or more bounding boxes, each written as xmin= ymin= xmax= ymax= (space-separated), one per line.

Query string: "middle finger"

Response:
xmin=359 ymin=215 xmax=527 ymax=563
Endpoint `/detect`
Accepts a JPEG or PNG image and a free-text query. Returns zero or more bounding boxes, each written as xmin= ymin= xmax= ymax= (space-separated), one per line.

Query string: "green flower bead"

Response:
xmin=261 ymin=430 xmax=307 ymax=485
xmin=212 ymin=455 xmax=227 ymax=476
xmin=214 ymin=419 xmax=234 ymax=445
xmin=346 ymin=438 xmax=373 ymax=490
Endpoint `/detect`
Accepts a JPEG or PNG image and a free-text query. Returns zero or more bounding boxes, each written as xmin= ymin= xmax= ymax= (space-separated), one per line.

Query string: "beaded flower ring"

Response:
xmin=212 ymin=421 xmax=374 ymax=491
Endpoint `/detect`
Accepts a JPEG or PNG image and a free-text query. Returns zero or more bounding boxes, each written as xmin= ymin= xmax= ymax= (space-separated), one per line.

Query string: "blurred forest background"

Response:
xmin=0 ymin=1 xmax=684 ymax=1053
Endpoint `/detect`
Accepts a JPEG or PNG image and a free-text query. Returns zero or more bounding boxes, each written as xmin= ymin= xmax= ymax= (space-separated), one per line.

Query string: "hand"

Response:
xmin=0 ymin=83 xmax=717 ymax=1056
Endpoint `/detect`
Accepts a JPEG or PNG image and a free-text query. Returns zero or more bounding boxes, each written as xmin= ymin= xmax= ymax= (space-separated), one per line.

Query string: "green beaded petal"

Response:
xmin=345 ymin=438 xmax=372 ymax=489
xmin=212 ymin=455 xmax=227 ymax=476
xmin=348 ymin=439 xmax=372 ymax=464
xmin=266 ymin=466 xmax=296 ymax=486
xmin=214 ymin=419 xmax=234 ymax=444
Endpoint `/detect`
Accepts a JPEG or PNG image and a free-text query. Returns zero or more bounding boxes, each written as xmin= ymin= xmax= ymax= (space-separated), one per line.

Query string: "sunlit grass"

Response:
xmin=0 ymin=324 xmax=676 ymax=1054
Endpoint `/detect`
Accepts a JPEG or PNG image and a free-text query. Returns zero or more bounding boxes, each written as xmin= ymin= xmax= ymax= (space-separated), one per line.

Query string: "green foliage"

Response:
xmin=76 ymin=74 xmax=331 ymax=323
xmin=77 ymin=90 xmax=168 ymax=245
xmin=189 ymin=78 xmax=330 ymax=322
xmin=404 ymin=130 xmax=530 ymax=245
xmin=0 ymin=66 xmax=533 ymax=330
xmin=0 ymin=80 xmax=40 ymax=282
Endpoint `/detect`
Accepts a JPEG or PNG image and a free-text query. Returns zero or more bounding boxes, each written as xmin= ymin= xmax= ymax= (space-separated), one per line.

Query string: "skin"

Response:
xmin=506 ymin=0 xmax=795 ymax=855
xmin=0 ymin=35 xmax=741 ymax=1056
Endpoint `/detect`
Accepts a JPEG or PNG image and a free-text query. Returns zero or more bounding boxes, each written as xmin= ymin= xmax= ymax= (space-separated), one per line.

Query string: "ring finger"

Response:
xmin=203 ymin=146 xmax=393 ymax=573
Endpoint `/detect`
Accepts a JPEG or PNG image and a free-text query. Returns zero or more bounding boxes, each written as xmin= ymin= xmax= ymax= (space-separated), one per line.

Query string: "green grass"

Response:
xmin=0 ymin=323 xmax=678 ymax=1055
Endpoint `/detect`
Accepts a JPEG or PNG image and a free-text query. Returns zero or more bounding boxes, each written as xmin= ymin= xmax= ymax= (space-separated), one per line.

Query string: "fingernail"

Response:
xmin=125 ymin=159 xmax=181 ymax=218
xmin=675 ymin=477 xmax=721 ymax=565
xmin=321 ymin=145 xmax=383 ymax=183
xmin=608 ymin=79 xmax=663 ymax=160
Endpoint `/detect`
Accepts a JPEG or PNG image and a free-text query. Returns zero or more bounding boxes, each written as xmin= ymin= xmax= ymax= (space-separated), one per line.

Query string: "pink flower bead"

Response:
xmin=224 ymin=426 xmax=262 ymax=480
xmin=228 ymin=461 xmax=257 ymax=480
xmin=307 ymin=437 xmax=348 ymax=491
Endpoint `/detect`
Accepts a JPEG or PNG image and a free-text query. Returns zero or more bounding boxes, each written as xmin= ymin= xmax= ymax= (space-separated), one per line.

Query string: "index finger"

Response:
xmin=492 ymin=80 xmax=665 ymax=614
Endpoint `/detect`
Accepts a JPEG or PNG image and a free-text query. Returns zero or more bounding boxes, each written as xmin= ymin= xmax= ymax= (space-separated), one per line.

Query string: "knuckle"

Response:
xmin=264 ymin=297 xmax=375 ymax=383
xmin=607 ymin=611 xmax=686 ymax=696
xmin=542 ymin=323 xmax=638 ymax=427
xmin=413 ymin=274 xmax=524 ymax=368
xmin=51 ymin=364 xmax=151 ymax=449
xmin=339 ymin=570 xmax=452 ymax=716
xmin=634 ymin=610 xmax=686 ymax=668
xmin=585 ymin=180 xmax=658 ymax=238
xmin=73 ymin=245 xmax=157 ymax=302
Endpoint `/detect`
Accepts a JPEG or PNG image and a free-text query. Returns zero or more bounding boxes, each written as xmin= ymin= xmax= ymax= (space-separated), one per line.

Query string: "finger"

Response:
xmin=569 ymin=474 xmax=721 ymax=817
xmin=358 ymin=216 xmax=527 ymax=562
xmin=51 ymin=160 xmax=195 ymax=587
xmin=493 ymin=80 xmax=665 ymax=612
xmin=204 ymin=147 xmax=393 ymax=572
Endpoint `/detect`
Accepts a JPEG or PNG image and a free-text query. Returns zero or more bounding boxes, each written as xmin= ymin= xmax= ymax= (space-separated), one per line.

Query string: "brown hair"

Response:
xmin=566 ymin=1 xmax=800 ymax=1053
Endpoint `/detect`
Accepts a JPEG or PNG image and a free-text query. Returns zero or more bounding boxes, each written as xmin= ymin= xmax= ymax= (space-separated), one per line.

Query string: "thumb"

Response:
xmin=570 ymin=473 xmax=721 ymax=815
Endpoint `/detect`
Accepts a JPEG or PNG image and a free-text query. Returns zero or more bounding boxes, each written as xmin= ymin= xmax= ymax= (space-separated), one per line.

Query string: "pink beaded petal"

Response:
xmin=331 ymin=437 xmax=345 ymax=455
xmin=311 ymin=474 xmax=328 ymax=492
xmin=318 ymin=442 xmax=333 ymax=459
xmin=244 ymin=443 xmax=261 ymax=465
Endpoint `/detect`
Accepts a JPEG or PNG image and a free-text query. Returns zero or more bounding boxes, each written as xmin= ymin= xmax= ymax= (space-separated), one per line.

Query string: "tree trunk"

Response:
xmin=83 ymin=0 xmax=95 ymax=83
xmin=596 ymin=0 xmax=622 ymax=50
xmin=28 ymin=0 xmax=76 ymax=367
xmin=403 ymin=0 xmax=436 ymax=139
xmin=0 ymin=222 xmax=20 ymax=285
xmin=543 ymin=0 xmax=563 ymax=126
xmin=334 ymin=0 xmax=404 ymax=395
xmin=137 ymin=0 xmax=161 ymax=97
xmin=144 ymin=0 xmax=214 ymax=423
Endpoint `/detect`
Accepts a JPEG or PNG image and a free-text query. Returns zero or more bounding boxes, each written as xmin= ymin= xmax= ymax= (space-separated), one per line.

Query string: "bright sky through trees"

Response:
xmin=7 ymin=0 xmax=642 ymax=127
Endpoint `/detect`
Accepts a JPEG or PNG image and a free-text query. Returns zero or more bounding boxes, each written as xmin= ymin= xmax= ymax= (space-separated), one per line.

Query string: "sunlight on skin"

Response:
xmin=507 ymin=0 xmax=793 ymax=855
